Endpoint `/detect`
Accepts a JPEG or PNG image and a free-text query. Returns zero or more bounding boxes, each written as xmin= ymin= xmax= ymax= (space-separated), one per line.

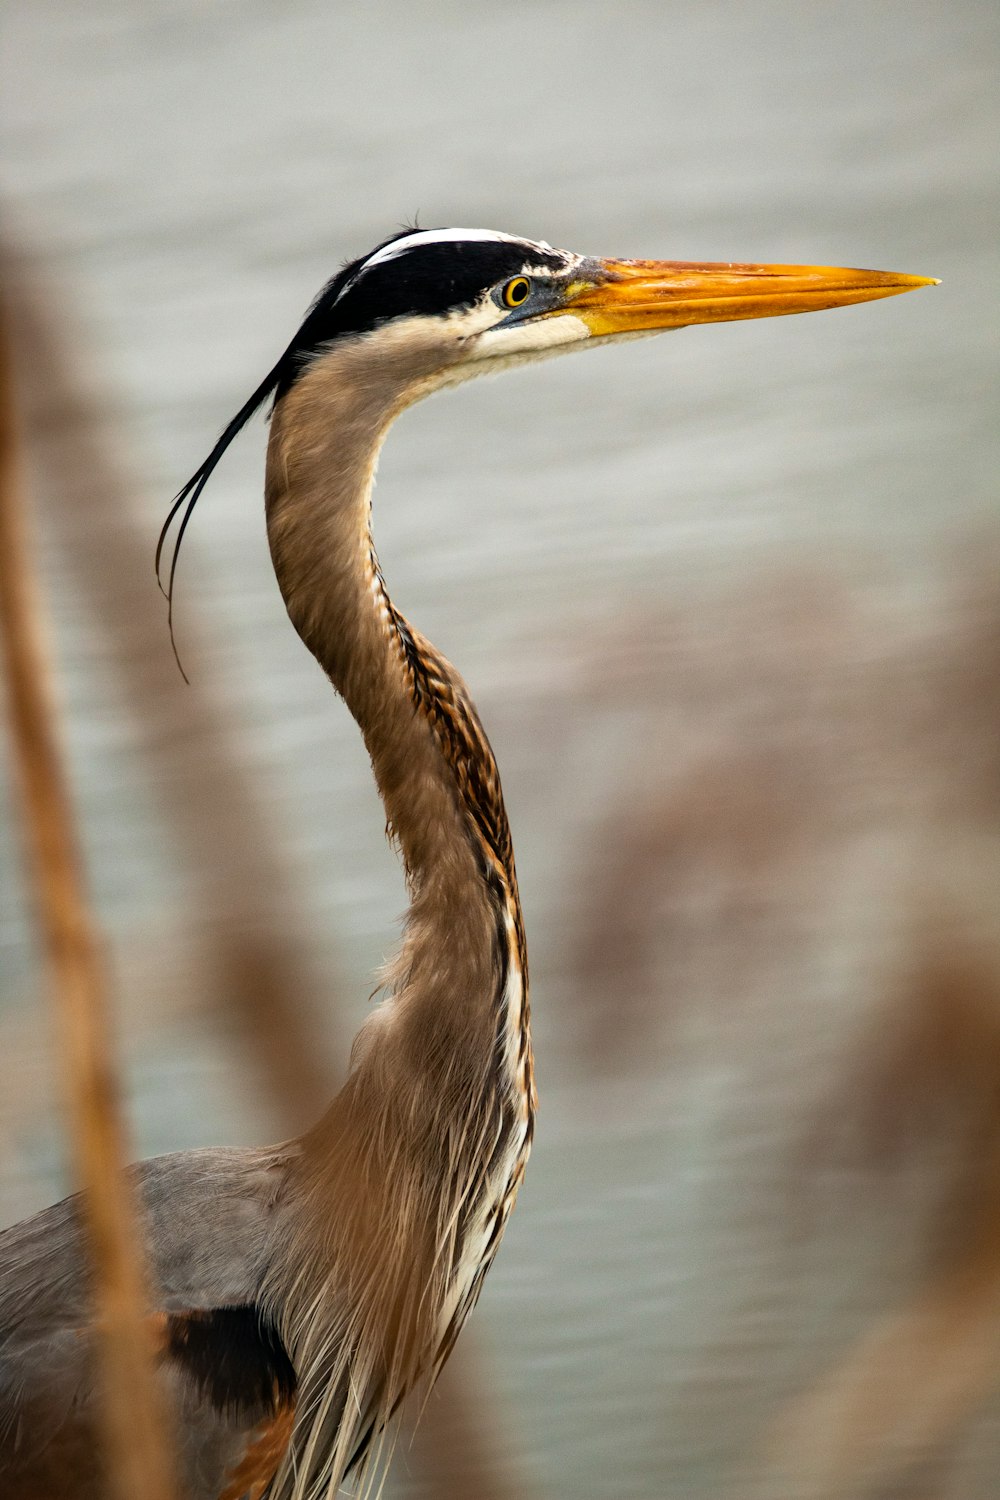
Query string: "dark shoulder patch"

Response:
xmin=162 ymin=1305 xmax=296 ymax=1421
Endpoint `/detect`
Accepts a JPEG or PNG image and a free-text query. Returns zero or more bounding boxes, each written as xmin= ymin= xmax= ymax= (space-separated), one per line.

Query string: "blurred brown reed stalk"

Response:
xmin=562 ymin=572 xmax=1000 ymax=1493
xmin=2 ymin=243 xmax=524 ymax=1500
xmin=763 ymin=1199 xmax=1000 ymax=1498
xmin=764 ymin=943 xmax=1000 ymax=1498
xmin=0 ymin=287 xmax=176 ymax=1497
xmin=0 ymin=244 xmax=336 ymax=1131
xmin=567 ymin=566 xmax=1000 ymax=1076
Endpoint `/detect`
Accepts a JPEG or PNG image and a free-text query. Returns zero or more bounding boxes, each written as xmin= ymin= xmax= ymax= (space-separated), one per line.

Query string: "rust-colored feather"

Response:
xmin=218 ymin=1399 xmax=296 ymax=1500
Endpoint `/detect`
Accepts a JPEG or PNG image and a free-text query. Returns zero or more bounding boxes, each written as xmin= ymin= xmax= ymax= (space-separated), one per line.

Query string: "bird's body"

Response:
xmin=0 ymin=227 xmax=934 ymax=1498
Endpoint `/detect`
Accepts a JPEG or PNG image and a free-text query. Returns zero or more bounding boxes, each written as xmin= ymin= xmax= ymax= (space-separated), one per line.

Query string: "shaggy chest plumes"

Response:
xmin=391 ymin=620 xmax=536 ymax=1361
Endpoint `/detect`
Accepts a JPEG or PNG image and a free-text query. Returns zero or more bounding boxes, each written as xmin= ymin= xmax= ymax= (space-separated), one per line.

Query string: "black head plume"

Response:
xmin=156 ymin=353 xmax=281 ymax=680
xmin=157 ymin=227 xmax=568 ymax=676
xmin=155 ymin=229 xmax=418 ymax=676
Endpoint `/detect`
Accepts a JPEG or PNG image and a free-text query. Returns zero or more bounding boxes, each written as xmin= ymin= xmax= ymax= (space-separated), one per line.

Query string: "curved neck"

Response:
xmin=263 ymin=334 xmax=525 ymax=1032
xmin=261 ymin=336 xmax=534 ymax=1497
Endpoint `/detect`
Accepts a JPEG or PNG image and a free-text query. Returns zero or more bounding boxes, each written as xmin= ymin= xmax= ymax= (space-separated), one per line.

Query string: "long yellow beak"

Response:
xmin=562 ymin=259 xmax=938 ymax=335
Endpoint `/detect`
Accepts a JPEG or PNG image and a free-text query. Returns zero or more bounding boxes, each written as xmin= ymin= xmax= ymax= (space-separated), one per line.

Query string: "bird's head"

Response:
xmin=269 ymin=225 xmax=937 ymax=400
xmin=158 ymin=225 xmax=936 ymax=672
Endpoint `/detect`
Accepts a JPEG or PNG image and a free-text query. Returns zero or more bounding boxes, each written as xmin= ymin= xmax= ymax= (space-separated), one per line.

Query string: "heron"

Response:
xmin=0 ymin=227 xmax=934 ymax=1499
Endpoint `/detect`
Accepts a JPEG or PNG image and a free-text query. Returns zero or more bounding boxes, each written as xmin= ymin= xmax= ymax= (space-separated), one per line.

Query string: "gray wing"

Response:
xmin=0 ymin=1145 xmax=298 ymax=1500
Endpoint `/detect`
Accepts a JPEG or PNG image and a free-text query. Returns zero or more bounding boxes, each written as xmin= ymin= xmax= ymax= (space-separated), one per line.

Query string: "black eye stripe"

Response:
xmin=269 ymin=239 xmax=569 ymax=400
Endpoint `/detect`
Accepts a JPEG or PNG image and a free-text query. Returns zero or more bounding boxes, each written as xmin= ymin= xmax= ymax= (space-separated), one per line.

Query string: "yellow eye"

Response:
xmin=502 ymin=276 xmax=531 ymax=308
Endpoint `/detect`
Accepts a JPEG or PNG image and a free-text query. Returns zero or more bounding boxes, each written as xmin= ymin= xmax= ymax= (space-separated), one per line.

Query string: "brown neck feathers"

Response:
xmin=262 ymin=330 xmax=525 ymax=1025
xmin=260 ymin=327 xmax=535 ymax=1500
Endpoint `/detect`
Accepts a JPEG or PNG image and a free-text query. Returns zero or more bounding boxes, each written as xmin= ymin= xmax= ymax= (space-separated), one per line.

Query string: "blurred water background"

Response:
xmin=2 ymin=2 xmax=999 ymax=1496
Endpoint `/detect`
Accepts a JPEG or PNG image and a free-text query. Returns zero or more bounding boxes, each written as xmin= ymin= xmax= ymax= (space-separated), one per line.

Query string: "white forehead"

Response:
xmin=359 ymin=227 xmax=559 ymax=274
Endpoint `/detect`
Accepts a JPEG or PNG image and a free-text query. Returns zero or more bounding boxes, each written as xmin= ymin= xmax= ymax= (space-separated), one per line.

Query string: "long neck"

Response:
xmin=264 ymin=334 xmax=528 ymax=1073
xmin=262 ymin=335 xmax=534 ymax=1500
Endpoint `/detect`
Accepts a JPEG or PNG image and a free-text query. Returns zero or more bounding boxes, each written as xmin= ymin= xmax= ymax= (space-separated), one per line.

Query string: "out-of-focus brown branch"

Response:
xmin=761 ymin=1193 xmax=1000 ymax=1498
xmin=767 ymin=944 xmax=1000 ymax=1497
xmin=3 ymin=244 xmax=526 ymax=1500
xmin=2 ymin=243 xmax=333 ymax=1130
xmin=0 ymin=293 xmax=176 ymax=1495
